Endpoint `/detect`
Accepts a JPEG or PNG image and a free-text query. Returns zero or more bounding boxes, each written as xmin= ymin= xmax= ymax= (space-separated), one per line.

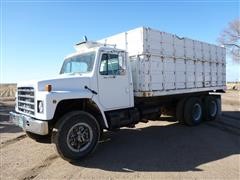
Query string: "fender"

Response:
xmin=35 ymin=90 xmax=109 ymax=128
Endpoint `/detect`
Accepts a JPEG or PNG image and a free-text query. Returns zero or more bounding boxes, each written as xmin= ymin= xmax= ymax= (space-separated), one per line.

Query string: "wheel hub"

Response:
xmin=67 ymin=123 xmax=93 ymax=152
xmin=209 ymin=100 xmax=217 ymax=117
xmin=192 ymin=103 xmax=202 ymax=121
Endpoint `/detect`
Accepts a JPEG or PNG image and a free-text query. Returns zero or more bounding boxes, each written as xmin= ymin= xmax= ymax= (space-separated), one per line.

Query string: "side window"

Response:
xmin=118 ymin=54 xmax=126 ymax=75
xmin=99 ymin=54 xmax=108 ymax=75
xmin=99 ymin=53 xmax=126 ymax=75
xmin=108 ymin=54 xmax=119 ymax=75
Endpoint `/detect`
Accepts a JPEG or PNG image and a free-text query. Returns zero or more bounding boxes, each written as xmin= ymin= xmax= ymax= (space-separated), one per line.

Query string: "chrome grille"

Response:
xmin=17 ymin=87 xmax=35 ymax=115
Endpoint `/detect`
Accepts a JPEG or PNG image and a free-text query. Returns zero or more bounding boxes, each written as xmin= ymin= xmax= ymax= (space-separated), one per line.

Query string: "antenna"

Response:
xmin=83 ymin=36 xmax=88 ymax=42
xmin=75 ymin=36 xmax=88 ymax=46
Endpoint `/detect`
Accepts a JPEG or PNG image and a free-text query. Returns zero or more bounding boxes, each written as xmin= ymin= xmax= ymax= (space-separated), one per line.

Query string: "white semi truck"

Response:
xmin=10 ymin=27 xmax=226 ymax=161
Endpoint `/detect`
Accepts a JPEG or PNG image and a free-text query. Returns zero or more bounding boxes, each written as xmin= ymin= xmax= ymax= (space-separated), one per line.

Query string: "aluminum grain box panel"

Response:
xmin=186 ymin=60 xmax=195 ymax=88
xmin=185 ymin=38 xmax=194 ymax=59
xmin=175 ymin=59 xmax=186 ymax=89
xmin=211 ymin=45 xmax=217 ymax=62
xmin=174 ymin=36 xmax=185 ymax=58
xmin=196 ymin=61 xmax=203 ymax=88
xmin=204 ymin=62 xmax=211 ymax=87
xmin=163 ymin=58 xmax=175 ymax=90
xmin=161 ymin=32 xmax=175 ymax=58
xmin=216 ymin=46 xmax=223 ymax=62
xmin=202 ymin=43 xmax=210 ymax=61
xmin=99 ymin=27 xmax=226 ymax=97
xmin=217 ymin=63 xmax=223 ymax=86
xmin=211 ymin=63 xmax=217 ymax=86
xmin=146 ymin=29 xmax=162 ymax=55
xmin=148 ymin=56 xmax=164 ymax=91
xmin=194 ymin=40 xmax=203 ymax=60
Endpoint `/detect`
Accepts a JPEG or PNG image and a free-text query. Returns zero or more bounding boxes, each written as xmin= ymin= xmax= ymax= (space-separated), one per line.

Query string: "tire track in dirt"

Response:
xmin=222 ymin=113 xmax=240 ymax=121
xmin=206 ymin=115 xmax=240 ymax=136
xmin=19 ymin=154 xmax=59 ymax=180
xmin=0 ymin=134 xmax=27 ymax=149
xmin=207 ymin=122 xmax=240 ymax=136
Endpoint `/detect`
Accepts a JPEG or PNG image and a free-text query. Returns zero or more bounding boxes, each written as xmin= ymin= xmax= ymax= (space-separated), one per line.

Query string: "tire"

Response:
xmin=184 ymin=97 xmax=203 ymax=126
xmin=203 ymin=96 xmax=221 ymax=121
xmin=52 ymin=111 xmax=100 ymax=162
xmin=176 ymin=98 xmax=186 ymax=124
xmin=26 ymin=131 xmax=51 ymax=143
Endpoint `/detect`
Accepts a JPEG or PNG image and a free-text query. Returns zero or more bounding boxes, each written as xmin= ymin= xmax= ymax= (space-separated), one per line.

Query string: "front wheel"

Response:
xmin=52 ymin=111 xmax=100 ymax=162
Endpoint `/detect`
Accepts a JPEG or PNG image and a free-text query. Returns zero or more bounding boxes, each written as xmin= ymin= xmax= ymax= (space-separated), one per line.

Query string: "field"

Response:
xmin=0 ymin=84 xmax=17 ymax=100
xmin=0 ymin=85 xmax=240 ymax=180
xmin=227 ymin=82 xmax=240 ymax=90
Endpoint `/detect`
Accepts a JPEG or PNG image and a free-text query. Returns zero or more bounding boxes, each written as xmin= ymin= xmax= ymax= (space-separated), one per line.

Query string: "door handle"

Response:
xmin=103 ymin=75 xmax=116 ymax=79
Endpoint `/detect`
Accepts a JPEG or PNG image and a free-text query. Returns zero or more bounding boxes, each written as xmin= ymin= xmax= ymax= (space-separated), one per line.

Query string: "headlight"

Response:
xmin=37 ymin=101 xmax=44 ymax=113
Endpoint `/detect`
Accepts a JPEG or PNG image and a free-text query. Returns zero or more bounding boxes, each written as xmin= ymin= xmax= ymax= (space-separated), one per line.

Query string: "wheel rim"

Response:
xmin=209 ymin=100 xmax=217 ymax=117
xmin=66 ymin=122 xmax=93 ymax=152
xmin=192 ymin=103 xmax=202 ymax=121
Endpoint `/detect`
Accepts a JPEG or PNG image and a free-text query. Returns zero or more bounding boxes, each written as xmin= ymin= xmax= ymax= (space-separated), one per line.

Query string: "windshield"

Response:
xmin=60 ymin=51 xmax=96 ymax=74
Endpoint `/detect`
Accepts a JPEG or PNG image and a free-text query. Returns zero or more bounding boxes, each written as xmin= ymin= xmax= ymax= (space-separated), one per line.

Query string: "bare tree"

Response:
xmin=218 ymin=18 xmax=240 ymax=63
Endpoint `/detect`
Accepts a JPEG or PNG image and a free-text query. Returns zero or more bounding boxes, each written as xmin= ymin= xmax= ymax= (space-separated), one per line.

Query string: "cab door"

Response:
xmin=97 ymin=52 xmax=132 ymax=110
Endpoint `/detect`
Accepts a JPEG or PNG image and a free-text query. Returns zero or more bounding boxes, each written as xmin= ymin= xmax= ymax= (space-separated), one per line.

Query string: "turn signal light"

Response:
xmin=45 ymin=84 xmax=52 ymax=92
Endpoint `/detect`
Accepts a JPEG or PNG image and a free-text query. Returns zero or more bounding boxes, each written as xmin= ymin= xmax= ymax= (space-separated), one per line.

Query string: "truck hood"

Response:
xmin=17 ymin=74 xmax=91 ymax=92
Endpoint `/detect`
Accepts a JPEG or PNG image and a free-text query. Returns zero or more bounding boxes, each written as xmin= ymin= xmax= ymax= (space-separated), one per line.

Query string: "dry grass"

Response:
xmin=227 ymin=82 xmax=240 ymax=90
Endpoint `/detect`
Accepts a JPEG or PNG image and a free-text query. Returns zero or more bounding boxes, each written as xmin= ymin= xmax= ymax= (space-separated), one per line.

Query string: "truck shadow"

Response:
xmin=222 ymin=111 xmax=240 ymax=120
xmin=0 ymin=123 xmax=22 ymax=133
xmin=72 ymin=120 xmax=240 ymax=172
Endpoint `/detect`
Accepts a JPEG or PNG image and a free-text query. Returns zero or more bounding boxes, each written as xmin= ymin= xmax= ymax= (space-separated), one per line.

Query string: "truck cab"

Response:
xmin=10 ymin=41 xmax=136 ymax=161
xmin=58 ymin=41 xmax=134 ymax=124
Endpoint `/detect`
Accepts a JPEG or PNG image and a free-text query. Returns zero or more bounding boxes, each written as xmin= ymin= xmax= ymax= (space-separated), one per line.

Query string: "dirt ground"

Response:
xmin=0 ymin=91 xmax=239 ymax=180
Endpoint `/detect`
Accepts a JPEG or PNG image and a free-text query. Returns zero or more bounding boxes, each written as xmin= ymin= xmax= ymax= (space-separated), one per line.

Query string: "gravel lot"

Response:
xmin=0 ymin=91 xmax=239 ymax=180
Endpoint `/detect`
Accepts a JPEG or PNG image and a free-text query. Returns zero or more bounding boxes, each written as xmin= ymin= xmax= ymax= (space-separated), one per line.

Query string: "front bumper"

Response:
xmin=9 ymin=112 xmax=49 ymax=135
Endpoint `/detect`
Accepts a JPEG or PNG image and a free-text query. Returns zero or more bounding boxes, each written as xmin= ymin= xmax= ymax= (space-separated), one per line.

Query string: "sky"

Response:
xmin=0 ymin=0 xmax=239 ymax=83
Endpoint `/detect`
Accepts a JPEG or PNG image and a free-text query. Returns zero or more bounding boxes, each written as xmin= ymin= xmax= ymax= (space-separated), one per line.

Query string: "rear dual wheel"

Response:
xmin=203 ymin=96 xmax=221 ymax=121
xmin=184 ymin=97 xmax=203 ymax=126
xmin=176 ymin=96 xmax=220 ymax=126
xmin=176 ymin=98 xmax=186 ymax=124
